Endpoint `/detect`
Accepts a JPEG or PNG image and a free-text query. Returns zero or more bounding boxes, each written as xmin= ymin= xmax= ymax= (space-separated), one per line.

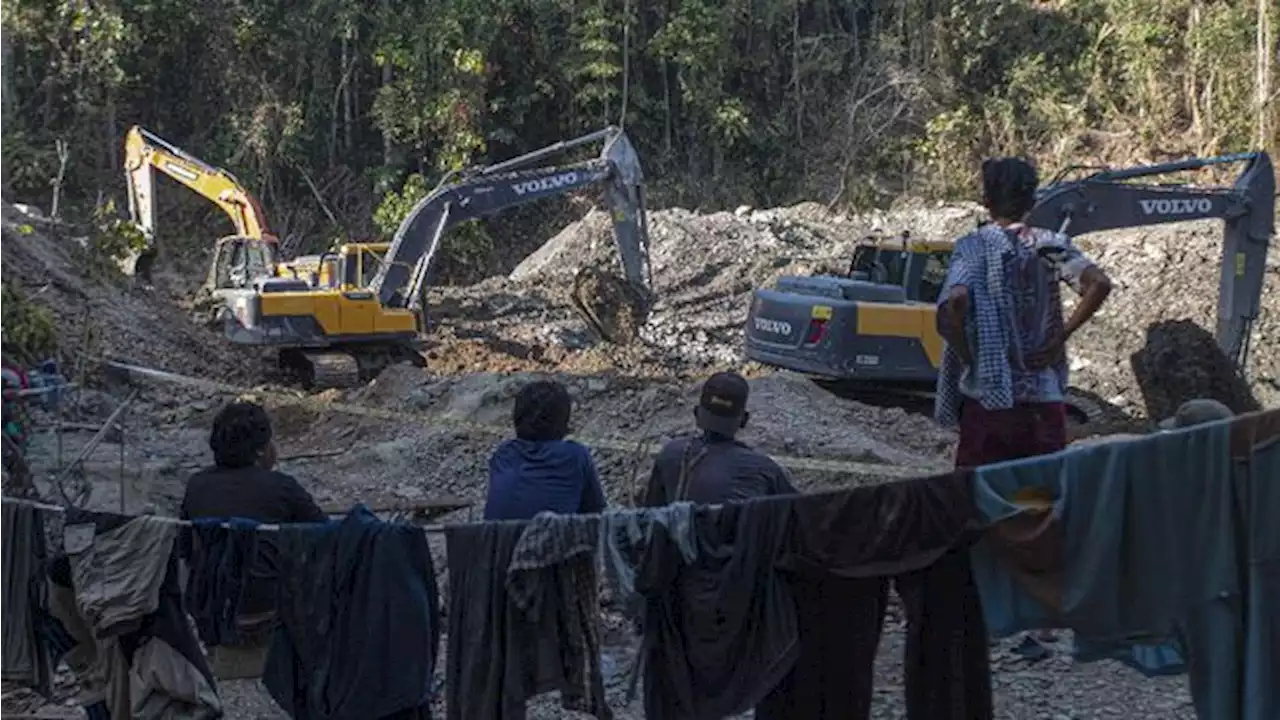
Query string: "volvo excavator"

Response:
xmin=214 ymin=126 xmax=653 ymax=388
xmin=744 ymin=151 xmax=1275 ymax=424
xmin=123 ymin=126 xmax=388 ymax=298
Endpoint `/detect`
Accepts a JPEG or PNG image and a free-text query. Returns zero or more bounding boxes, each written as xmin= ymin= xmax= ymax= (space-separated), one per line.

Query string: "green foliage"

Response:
xmin=79 ymin=200 xmax=149 ymax=279
xmin=0 ymin=282 xmax=58 ymax=365
xmin=1 ymin=0 xmax=1273 ymax=278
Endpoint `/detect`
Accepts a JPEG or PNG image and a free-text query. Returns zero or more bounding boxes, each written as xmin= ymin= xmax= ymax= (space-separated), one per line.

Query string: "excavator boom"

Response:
xmin=1028 ymin=151 xmax=1275 ymax=369
xmin=370 ymin=127 xmax=651 ymax=312
xmin=123 ymin=126 xmax=278 ymax=278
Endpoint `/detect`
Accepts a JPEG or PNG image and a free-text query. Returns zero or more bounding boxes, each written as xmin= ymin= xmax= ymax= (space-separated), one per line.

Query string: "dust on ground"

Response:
xmin=6 ymin=193 xmax=1271 ymax=718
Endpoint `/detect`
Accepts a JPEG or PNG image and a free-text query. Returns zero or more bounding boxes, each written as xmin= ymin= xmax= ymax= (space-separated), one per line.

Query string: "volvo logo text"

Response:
xmin=753 ymin=317 xmax=792 ymax=336
xmin=512 ymin=172 xmax=580 ymax=196
xmin=1139 ymin=198 xmax=1212 ymax=216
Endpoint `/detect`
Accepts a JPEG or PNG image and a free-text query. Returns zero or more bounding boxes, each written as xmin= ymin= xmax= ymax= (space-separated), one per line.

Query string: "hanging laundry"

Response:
xmin=507 ymin=512 xmax=611 ymax=718
xmin=182 ymin=517 xmax=262 ymax=649
xmin=263 ymin=505 xmax=440 ymax=720
xmin=445 ymin=515 xmax=612 ymax=720
xmin=636 ymin=499 xmax=798 ymax=720
xmin=1229 ymin=408 xmax=1280 ymax=720
xmin=764 ymin=471 xmax=992 ymax=720
xmin=2 ymin=500 xmax=48 ymax=687
xmin=49 ymin=509 xmax=222 ymax=719
xmin=597 ymin=502 xmax=697 ymax=620
xmin=969 ymin=414 xmax=1275 ymax=720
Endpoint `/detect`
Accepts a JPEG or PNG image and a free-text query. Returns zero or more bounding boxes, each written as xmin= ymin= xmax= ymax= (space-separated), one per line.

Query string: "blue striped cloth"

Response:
xmin=935 ymin=225 xmax=1017 ymax=427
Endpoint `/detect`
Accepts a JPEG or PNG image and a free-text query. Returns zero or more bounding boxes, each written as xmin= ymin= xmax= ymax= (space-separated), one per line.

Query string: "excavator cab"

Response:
xmin=275 ymin=243 xmax=390 ymax=290
xmin=202 ymin=236 xmax=280 ymax=295
xmin=845 ymin=237 xmax=954 ymax=303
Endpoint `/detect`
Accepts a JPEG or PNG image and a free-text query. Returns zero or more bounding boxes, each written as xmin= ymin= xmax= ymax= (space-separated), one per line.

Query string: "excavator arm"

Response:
xmin=370 ymin=127 xmax=651 ymax=311
xmin=1027 ymin=151 xmax=1275 ymax=370
xmin=123 ymin=126 xmax=279 ymax=279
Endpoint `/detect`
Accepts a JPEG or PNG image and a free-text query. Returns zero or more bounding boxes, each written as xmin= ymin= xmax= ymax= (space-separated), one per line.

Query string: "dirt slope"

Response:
xmin=1 ymin=203 xmax=252 ymax=383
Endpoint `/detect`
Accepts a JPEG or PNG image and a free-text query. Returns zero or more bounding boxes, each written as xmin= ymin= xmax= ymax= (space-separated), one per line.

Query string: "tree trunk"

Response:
xmin=345 ymin=26 xmax=356 ymax=153
xmin=2 ymin=33 xmax=13 ymax=121
xmin=1257 ymin=0 xmax=1274 ymax=150
xmin=381 ymin=61 xmax=394 ymax=166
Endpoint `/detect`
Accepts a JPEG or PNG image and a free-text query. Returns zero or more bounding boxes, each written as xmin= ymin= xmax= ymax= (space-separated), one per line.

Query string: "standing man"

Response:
xmin=645 ymin=371 xmax=796 ymax=506
xmin=935 ymin=157 xmax=1113 ymax=467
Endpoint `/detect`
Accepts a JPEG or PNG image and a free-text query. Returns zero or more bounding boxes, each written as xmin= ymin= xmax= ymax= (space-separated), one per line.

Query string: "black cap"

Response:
xmin=695 ymin=372 xmax=749 ymax=437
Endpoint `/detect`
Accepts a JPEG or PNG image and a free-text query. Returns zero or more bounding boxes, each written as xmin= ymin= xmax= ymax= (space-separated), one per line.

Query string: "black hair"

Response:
xmin=981 ymin=156 xmax=1039 ymax=222
xmin=512 ymin=380 xmax=572 ymax=442
xmin=209 ymin=401 xmax=273 ymax=468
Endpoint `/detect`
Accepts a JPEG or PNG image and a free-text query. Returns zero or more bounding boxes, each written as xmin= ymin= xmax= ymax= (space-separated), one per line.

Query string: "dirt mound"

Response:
xmin=438 ymin=207 xmax=1279 ymax=417
xmin=431 ymin=203 xmax=982 ymax=378
xmin=334 ymin=366 xmax=951 ymax=504
xmin=0 ymin=203 xmax=253 ymax=383
xmin=1130 ymin=319 xmax=1261 ymax=421
xmin=1064 ymin=222 xmax=1280 ymax=413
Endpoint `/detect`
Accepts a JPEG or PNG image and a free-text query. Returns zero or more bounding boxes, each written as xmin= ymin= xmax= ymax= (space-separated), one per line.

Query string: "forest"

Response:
xmin=2 ymin=0 xmax=1276 ymax=281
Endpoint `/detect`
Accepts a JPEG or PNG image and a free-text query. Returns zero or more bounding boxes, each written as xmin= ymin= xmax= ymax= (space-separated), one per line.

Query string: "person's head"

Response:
xmin=981 ymin=157 xmax=1039 ymax=224
xmin=694 ymin=372 xmax=751 ymax=440
xmin=1158 ymin=398 xmax=1234 ymax=431
xmin=209 ymin=400 xmax=277 ymax=470
xmin=513 ymin=380 xmax=573 ymax=442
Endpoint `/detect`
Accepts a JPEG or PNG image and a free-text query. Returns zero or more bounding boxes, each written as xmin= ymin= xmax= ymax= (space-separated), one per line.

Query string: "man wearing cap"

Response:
xmin=644 ymin=371 xmax=797 ymax=506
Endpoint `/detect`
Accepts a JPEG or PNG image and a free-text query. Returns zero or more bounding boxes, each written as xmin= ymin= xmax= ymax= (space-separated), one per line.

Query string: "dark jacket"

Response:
xmin=180 ymin=465 xmax=327 ymax=617
xmin=263 ymin=505 xmax=441 ymax=720
xmin=484 ymin=439 xmax=606 ymax=520
xmin=645 ymin=434 xmax=796 ymax=507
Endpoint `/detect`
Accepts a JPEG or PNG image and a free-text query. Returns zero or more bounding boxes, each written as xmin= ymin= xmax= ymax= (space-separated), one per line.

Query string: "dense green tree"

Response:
xmin=3 ymin=0 xmax=1275 ymax=282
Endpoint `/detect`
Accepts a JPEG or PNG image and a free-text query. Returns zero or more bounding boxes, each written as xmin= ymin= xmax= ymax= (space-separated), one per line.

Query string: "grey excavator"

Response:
xmin=743 ymin=151 xmax=1275 ymax=424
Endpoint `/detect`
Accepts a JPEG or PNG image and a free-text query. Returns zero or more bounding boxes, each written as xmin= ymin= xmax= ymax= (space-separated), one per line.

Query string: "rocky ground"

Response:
xmin=5 ymin=196 xmax=1274 ymax=718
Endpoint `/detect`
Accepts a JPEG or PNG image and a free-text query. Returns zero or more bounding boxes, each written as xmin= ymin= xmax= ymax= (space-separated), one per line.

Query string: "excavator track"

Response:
xmin=812 ymin=378 xmax=1119 ymax=433
xmin=300 ymin=351 xmax=361 ymax=390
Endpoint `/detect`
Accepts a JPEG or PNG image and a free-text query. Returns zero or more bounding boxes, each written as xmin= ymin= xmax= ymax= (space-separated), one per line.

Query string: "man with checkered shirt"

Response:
xmin=935 ymin=156 xmax=1113 ymax=468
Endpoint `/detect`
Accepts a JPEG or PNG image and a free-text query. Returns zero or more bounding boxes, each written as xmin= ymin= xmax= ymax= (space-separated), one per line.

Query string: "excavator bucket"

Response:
xmin=570 ymin=266 xmax=651 ymax=344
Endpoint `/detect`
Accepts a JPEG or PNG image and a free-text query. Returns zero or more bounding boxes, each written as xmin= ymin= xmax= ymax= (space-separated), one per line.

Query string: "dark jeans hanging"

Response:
xmin=761 ymin=472 xmax=993 ymax=720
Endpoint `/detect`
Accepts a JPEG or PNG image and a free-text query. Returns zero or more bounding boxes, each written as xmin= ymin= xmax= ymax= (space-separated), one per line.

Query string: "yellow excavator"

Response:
xmin=124 ymin=126 xmax=654 ymax=389
xmin=123 ymin=126 xmax=387 ymax=297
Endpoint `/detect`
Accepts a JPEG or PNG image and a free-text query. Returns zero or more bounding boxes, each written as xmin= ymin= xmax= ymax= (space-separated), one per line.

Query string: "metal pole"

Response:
xmin=477 ymin=127 xmax=617 ymax=176
xmin=118 ymin=401 xmax=128 ymax=514
xmin=52 ymin=389 xmax=139 ymax=506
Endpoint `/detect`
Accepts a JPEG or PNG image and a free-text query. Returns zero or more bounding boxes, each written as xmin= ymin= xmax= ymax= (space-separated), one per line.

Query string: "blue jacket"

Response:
xmin=484 ymin=439 xmax=606 ymax=520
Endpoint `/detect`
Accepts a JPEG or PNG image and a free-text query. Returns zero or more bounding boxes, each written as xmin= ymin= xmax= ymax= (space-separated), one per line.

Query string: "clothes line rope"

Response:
xmin=0 ymin=491 xmax=455 ymax=532
xmin=1 ymin=493 xmax=733 ymax=535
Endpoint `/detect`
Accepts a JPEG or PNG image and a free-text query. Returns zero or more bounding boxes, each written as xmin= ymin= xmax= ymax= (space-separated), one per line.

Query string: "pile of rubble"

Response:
xmin=433 ymin=205 xmax=1280 ymax=417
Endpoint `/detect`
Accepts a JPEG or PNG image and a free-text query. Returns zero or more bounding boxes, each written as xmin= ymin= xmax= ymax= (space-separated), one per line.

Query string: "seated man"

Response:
xmin=181 ymin=400 xmax=327 ymax=679
xmin=645 ymin=371 xmax=796 ymax=506
xmin=484 ymin=380 xmax=607 ymax=520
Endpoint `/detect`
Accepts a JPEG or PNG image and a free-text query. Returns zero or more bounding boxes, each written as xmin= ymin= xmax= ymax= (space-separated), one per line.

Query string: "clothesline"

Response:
xmin=0 ymin=493 xmax=730 ymax=535
xmin=0 ymin=491 xmax=458 ymax=532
